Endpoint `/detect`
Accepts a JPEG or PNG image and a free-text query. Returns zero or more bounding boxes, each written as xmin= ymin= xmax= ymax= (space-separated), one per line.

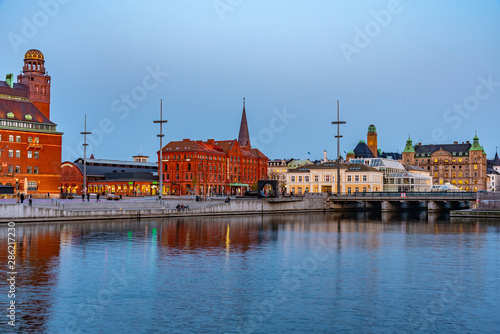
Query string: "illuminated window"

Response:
xmin=15 ymin=150 xmax=20 ymax=158
xmin=27 ymin=151 xmax=32 ymax=159
xmin=16 ymin=136 xmax=21 ymax=142
xmin=474 ymin=165 xmax=477 ymax=170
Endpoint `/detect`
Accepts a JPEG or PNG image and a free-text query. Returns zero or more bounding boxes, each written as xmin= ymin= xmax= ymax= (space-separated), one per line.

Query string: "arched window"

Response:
xmin=176 ymin=164 xmax=179 ymax=171
xmin=187 ymin=163 xmax=191 ymax=171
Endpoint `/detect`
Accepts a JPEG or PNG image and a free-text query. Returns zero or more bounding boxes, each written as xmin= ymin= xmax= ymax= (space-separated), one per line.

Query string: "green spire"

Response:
xmin=403 ymin=137 xmax=415 ymax=153
xmin=469 ymin=133 xmax=484 ymax=152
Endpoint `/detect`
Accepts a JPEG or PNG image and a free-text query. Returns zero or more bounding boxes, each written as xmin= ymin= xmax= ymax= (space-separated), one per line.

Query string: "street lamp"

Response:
xmin=81 ymin=115 xmax=92 ymax=195
xmin=332 ymin=100 xmax=346 ymax=196
xmin=154 ymin=99 xmax=168 ymax=199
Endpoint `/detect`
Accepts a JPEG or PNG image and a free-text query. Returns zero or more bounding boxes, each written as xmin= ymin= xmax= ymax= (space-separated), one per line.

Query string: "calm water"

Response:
xmin=1 ymin=212 xmax=500 ymax=334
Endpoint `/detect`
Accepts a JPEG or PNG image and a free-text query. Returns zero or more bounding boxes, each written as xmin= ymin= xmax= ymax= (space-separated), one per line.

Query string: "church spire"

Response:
xmin=238 ymin=98 xmax=251 ymax=148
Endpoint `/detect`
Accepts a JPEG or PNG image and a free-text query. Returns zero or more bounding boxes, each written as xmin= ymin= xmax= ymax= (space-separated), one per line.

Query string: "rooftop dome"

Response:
xmin=24 ymin=49 xmax=44 ymax=61
xmin=368 ymin=124 xmax=376 ymax=132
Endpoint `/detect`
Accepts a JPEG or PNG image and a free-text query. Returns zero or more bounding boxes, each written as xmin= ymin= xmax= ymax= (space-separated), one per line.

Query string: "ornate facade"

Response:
xmin=0 ymin=50 xmax=62 ymax=195
xmin=402 ymin=135 xmax=487 ymax=192
xmin=158 ymin=100 xmax=268 ymax=196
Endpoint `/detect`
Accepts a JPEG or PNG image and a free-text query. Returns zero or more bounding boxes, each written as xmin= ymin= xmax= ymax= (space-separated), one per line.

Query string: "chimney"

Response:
xmin=454 ymin=141 xmax=458 ymax=144
xmin=466 ymin=141 xmax=470 ymax=144
xmin=323 ymin=150 xmax=327 ymax=162
xmin=5 ymin=73 xmax=14 ymax=88
xmin=207 ymin=139 xmax=215 ymax=145
xmin=183 ymin=138 xmax=190 ymax=142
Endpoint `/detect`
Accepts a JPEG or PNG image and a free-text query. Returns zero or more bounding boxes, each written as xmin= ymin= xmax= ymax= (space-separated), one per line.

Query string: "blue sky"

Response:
xmin=1 ymin=0 xmax=499 ymax=162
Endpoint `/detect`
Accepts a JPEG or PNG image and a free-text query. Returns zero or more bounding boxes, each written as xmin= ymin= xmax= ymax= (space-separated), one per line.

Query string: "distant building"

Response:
xmin=402 ymin=135 xmax=487 ymax=192
xmin=487 ymin=150 xmax=500 ymax=192
xmin=0 ymin=49 xmax=62 ymax=195
xmin=267 ymin=158 xmax=292 ymax=193
xmin=158 ymin=99 xmax=268 ymax=196
xmin=61 ymin=157 xmax=157 ymax=195
xmin=287 ymin=162 xmax=383 ymax=195
xmin=346 ymin=125 xmax=401 ymax=161
xmin=348 ymin=157 xmax=432 ymax=192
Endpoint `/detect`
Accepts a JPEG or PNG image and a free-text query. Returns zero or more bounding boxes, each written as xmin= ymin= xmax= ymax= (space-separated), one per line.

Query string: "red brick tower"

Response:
xmin=17 ymin=49 xmax=51 ymax=119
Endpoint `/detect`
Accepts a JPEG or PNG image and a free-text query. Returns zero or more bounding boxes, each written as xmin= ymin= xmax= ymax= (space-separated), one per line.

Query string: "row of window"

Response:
xmin=0 ymin=165 xmax=39 ymax=174
xmin=164 ymin=153 xmax=260 ymax=165
xmin=1 ymin=134 xmax=41 ymax=143
xmin=0 ymin=121 xmax=55 ymax=131
xmin=163 ymin=173 xmax=255 ymax=183
xmin=434 ymin=172 xmax=477 ymax=178
xmin=1 ymin=150 xmax=39 ymax=159
xmin=290 ymin=175 xmax=375 ymax=183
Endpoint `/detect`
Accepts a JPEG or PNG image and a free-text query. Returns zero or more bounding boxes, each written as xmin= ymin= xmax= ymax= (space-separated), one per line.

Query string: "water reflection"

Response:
xmin=0 ymin=212 xmax=499 ymax=333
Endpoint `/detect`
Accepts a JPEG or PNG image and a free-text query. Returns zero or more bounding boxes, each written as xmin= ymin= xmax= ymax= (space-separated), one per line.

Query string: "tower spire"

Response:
xmin=238 ymin=97 xmax=250 ymax=148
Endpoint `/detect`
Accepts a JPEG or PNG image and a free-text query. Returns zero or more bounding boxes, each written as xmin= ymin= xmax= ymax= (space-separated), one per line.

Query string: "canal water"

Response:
xmin=1 ymin=212 xmax=499 ymax=333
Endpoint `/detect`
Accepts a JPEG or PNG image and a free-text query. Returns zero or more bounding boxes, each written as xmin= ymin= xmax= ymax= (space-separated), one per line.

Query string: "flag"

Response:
xmin=307 ymin=152 xmax=311 ymax=155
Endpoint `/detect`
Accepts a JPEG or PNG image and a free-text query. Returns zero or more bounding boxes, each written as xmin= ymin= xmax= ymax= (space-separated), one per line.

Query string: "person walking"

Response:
xmin=96 ymin=193 xmax=100 ymax=202
xmin=28 ymin=194 xmax=32 ymax=206
xmin=86 ymin=193 xmax=90 ymax=202
xmin=82 ymin=193 xmax=85 ymax=202
xmin=17 ymin=192 xmax=20 ymax=203
xmin=20 ymin=193 xmax=25 ymax=204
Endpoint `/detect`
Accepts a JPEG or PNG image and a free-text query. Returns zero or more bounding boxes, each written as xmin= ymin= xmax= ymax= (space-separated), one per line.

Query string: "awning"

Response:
xmin=228 ymin=183 xmax=249 ymax=187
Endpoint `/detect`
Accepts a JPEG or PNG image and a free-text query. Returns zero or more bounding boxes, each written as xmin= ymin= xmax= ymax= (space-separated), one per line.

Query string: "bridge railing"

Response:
xmin=328 ymin=192 xmax=477 ymax=199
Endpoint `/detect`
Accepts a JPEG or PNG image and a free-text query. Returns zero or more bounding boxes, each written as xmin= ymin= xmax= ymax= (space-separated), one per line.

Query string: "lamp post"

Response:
xmin=81 ymin=115 xmax=92 ymax=195
xmin=154 ymin=99 xmax=168 ymax=199
xmin=332 ymin=100 xmax=346 ymax=195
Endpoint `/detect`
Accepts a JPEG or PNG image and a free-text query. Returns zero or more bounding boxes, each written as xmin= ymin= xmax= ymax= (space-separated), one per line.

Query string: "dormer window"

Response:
xmin=25 ymin=114 xmax=33 ymax=120
xmin=7 ymin=112 xmax=14 ymax=119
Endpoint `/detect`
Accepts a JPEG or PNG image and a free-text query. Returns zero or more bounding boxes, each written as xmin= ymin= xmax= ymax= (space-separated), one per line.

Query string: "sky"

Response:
xmin=1 ymin=0 xmax=500 ymax=163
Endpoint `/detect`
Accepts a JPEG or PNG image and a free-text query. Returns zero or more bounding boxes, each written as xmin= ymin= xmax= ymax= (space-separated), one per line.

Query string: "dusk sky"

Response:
xmin=1 ymin=0 xmax=499 ymax=163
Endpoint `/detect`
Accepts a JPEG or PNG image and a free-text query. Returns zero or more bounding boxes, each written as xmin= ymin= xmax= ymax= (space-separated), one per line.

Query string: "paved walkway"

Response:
xmin=1 ymin=196 xmax=230 ymax=211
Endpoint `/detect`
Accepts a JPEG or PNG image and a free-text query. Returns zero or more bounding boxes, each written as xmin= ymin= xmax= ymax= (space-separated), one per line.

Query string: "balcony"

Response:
xmin=27 ymin=143 xmax=43 ymax=150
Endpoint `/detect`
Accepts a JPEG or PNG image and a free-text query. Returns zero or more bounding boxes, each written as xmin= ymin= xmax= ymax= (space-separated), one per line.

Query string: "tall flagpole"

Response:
xmin=81 ymin=115 xmax=92 ymax=195
xmin=154 ymin=100 xmax=168 ymax=199
xmin=332 ymin=100 xmax=346 ymax=195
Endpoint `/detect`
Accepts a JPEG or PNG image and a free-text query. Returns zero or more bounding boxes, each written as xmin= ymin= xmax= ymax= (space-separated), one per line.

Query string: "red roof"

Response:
xmin=0 ymin=81 xmax=54 ymax=125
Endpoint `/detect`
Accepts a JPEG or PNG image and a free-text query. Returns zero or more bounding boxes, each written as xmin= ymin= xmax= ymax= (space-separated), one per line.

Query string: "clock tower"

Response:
xmin=17 ymin=49 xmax=51 ymax=120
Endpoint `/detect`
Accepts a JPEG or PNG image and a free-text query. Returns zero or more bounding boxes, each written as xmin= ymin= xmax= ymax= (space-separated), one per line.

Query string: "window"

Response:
xmin=34 ymin=152 xmax=39 ymax=159
xmin=15 ymin=150 xmax=20 ymax=158
xmin=314 ymin=175 xmax=319 ymax=182
xmin=362 ymin=175 xmax=367 ymax=182
xmin=176 ymin=174 xmax=179 ymax=180
xmin=355 ymin=175 xmax=359 ymax=182
xmin=34 ymin=166 xmax=39 ymax=174
xmin=324 ymin=175 xmax=330 ymax=182
xmin=291 ymin=176 xmax=295 ymax=182
xmin=16 ymin=136 xmax=21 ymax=142
xmin=8 ymin=150 xmax=13 ymax=157
xmin=305 ymin=176 xmax=309 ymax=182
xmin=28 ymin=151 xmax=32 ymax=159
xmin=347 ymin=188 xmax=352 ymax=194
xmin=34 ymin=137 xmax=39 ymax=143
xmin=166 ymin=174 xmax=169 ymax=181
xmin=347 ymin=175 xmax=352 ymax=182
xmin=176 ymin=163 xmax=179 ymax=171
xmin=363 ymin=187 xmax=367 ymax=192
xmin=27 ymin=181 xmax=38 ymax=191
xmin=298 ymin=176 xmax=303 ymax=182
xmin=8 ymin=165 xmax=13 ymax=173
xmin=9 ymin=135 xmax=14 ymax=142
xmin=15 ymin=166 xmax=20 ymax=173
xmin=27 ymin=166 xmax=32 ymax=174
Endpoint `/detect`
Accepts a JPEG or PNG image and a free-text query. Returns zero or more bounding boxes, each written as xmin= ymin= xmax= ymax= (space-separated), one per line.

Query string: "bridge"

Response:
xmin=326 ymin=192 xmax=477 ymax=212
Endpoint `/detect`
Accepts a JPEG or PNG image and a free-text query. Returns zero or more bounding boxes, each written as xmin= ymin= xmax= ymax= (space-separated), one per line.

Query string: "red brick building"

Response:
xmin=158 ymin=100 xmax=268 ymax=196
xmin=0 ymin=50 xmax=62 ymax=195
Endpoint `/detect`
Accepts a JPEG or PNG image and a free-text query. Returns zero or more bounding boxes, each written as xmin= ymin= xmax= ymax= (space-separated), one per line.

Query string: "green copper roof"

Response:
xmin=403 ymin=137 xmax=415 ymax=153
xmin=469 ymin=134 xmax=484 ymax=152
xmin=347 ymin=150 xmax=355 ymax=154
xmin=377 ymin=148 xmax=382 ymax=154
xmin=359 ymin=140 xmax=366 ymax=144
xmin=368 ymin=124 xmax=376 ymax=132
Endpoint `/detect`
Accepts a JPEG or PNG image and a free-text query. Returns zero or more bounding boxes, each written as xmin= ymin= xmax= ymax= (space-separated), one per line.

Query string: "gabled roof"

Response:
xmin=161 ymin=139 xmax=224 ymax=155
xmin=0 ymin=81 xmax=30 ymax=98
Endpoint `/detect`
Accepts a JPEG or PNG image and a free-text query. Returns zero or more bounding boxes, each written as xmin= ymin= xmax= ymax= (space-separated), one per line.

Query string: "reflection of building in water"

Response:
xmin=0 ymin=225 xmax=61 ymax=330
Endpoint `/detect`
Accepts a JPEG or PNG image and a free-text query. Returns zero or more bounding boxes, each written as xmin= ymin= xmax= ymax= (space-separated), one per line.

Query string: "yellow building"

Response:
xmin=287 ymin=162 xmax=383 ymax=195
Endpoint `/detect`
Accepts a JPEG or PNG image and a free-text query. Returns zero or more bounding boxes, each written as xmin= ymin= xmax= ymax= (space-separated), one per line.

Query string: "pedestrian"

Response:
xmin=82 ymin=193 xmax=85 ymax=202
xmin=17 ymin=191 xmax=20 ymax=203
xmin=96 ymin=193 xmax=100 ymax=202
xmin=20 ymin=193 xmax=25 ymax=204
xmin=86 ymin=193 xmax=90 ymax=202
xmin=47 ymin=192 xmax=50 ymax=199
xmin=28 ymin=194 xmax=32 ymax=206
